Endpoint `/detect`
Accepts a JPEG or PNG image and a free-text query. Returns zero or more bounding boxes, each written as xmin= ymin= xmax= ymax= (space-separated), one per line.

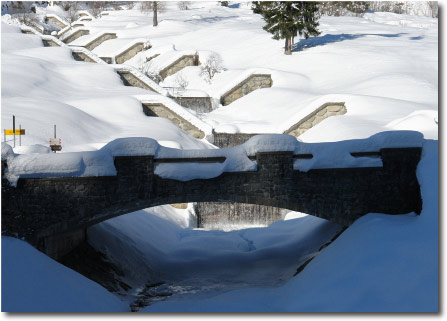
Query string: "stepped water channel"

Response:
xmin=16 ymin=15 xmax=350 ymax=310
xmin=56 ymin=205 xmax=344 ymax=311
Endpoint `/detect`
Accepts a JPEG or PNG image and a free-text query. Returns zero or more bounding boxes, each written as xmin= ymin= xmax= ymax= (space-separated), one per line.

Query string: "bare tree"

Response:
xmin=178 ymin=1 xmax=191 ymax=10
xmin=139 ymin=61 xmax=163 ymax=84
xmin=111 ymin=1 xmax=122 ymax=11
xmin=175 ymin=72 xmax=189 ymax=89
xmin=140 ymin=1 xmax=165 ymax=26
xmin=126 ymin=1 xmax=136 ymax=9
xmin=88 ymin=1 xmax=107 ymax=18
xmin=65 ymin=1 xmax=79 ymax=23
xmin=427 ymin=1 xmax=438 ymax=18
xmin=200 ymin=53 xmax=223 ymax=83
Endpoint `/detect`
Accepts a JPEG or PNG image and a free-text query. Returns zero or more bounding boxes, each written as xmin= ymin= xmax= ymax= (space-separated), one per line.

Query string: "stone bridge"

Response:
xmin=1 ymin=135 xmax=422 ymax=258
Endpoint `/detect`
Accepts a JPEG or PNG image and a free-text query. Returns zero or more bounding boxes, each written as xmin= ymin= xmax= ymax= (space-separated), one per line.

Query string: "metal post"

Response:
xmin=13 ymin=115 xmax=15 ymax=148
xmin=54 ymin=125 xmax=56 ymax=139
xmin=19 ymin=124 xmax=21 ymax=146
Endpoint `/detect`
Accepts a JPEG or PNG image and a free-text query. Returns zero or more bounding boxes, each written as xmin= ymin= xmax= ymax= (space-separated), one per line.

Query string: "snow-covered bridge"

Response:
xmin=1 ymin=132 xmax=422 ymax=259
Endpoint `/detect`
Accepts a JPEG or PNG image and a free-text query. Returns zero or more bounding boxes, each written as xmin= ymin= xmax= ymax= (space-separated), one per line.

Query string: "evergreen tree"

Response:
xmin=252 ymin=1 xmax=320 ymax=55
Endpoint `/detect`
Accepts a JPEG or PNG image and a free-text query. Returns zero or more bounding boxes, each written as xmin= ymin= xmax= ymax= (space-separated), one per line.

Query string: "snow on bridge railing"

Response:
xmin=2 ymin=131 xmax=424 ymax=185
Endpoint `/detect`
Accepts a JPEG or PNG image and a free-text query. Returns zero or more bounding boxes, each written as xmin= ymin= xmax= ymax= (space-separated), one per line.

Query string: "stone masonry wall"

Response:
xmin=83 ymin=33 xmax=117 ymax=51
xmin=172 ymin=96 xmax=213 ymax=113
xmin=118 ymin=71 xmax=158 ymax=92
xmin=72 ymin=51 xmax=97 ymax=63
xmin=115 ymin=42 xmax=145 ymax=64
xmin=212 ymin=133 xmax=260 ymax=148
xmin=45 ymin=16 xmax=67 ymax=29
xmin=195 ymin=202 xmax=288 ymax=228
xmin=159 ymin=55 xmax=199 ymax=79
xmin=2 ymin=147 xmax=422 ymax=258
xmin=142 ymin=103 xmax=205 ymax=139
xmin=284 ymin=102 xmax=347 ymax=137
xmin=42 ymin=39 xmax=61 ymax=47
xmin=63 ymin=29 xmax=90 ymax=44
xmin=221 ymin=74 xmax=272 ymax=106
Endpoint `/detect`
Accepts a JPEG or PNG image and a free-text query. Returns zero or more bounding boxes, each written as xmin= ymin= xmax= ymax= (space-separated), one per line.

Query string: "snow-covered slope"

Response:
xmin=1 ymin=236 xmax=129 ymax=312
xmin=1 ymin=21 xmax=211 ymax=152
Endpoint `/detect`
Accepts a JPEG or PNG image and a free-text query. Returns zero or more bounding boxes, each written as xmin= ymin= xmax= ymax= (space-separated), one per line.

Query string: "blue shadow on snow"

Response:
xmin=293 ymin=33 xmax=407 ymax=52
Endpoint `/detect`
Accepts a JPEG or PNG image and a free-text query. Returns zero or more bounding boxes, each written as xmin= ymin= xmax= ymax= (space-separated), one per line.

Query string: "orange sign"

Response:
xmin=4 ymin=129 xmax=25 ymax=135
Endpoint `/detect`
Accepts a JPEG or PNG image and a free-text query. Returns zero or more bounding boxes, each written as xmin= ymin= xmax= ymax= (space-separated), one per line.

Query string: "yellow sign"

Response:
xmin=4 ymin=129 xmax=25 ymax=135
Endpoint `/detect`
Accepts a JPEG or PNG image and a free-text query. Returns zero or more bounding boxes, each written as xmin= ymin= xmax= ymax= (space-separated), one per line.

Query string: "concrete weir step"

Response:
xmin=117 ymin=70 xmax=160 ymax=93
xmin=159 ymin=54 xmax=200 ymax=79
xmin=69 ymin=32 xmax=118 ymax=51
xmin=141 ymin=102 xmax=205 ymax=139
xmin=211 ymin=102 xmax=347 ymax=148
xmin=62 ymin=28 xmax=90 ymax=44
xmin=220 ymin=74 xmax=273 ymax=106
xmin=97 ymin=41 xmax=147 ymax=64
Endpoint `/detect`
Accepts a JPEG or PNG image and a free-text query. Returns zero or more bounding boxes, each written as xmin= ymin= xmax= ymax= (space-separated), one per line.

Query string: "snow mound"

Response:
xmin=1 ymin=236 xmax=129 ymax=312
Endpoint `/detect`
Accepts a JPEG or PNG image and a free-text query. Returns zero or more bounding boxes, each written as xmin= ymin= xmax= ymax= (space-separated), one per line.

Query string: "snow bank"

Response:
xmin=1 ymin=236 xmax=129 ymax=312
xmin=2 ymin=131 xmax=423 ymax=184
xmin=1 ymin=142 xmax=15 ymax=163
xmin=363 ymin=12 xmax=438 ymax=29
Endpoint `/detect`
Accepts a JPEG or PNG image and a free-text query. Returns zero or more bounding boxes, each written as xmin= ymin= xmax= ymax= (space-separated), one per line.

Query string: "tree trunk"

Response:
xmin=284 ymin=37 xmax=292 ymax=55
xmin=153 ymin=1 xmax=158 ymax=27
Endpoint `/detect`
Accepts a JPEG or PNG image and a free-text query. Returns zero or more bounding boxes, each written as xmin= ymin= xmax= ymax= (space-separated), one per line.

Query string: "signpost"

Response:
xmin=50 ymin=125 xmax=62 ymax=152
xmin=4 ymin=129 xmax=25 ymax=146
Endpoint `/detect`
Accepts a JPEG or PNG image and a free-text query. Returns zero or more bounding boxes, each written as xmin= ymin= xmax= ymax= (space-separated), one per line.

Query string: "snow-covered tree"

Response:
xmin=200 ymin=53 xmax=223 ymax=83
xmin=252 ymin=1 xmax=320 ymax=55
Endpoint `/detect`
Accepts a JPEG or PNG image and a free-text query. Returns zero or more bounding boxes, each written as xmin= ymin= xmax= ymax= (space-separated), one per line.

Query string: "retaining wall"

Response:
xmin=159 ymin=55 xmax=199 ymax=79
xmin=172 ymin=96 xmax=214 ymax=113
xmin=221 ymin=74 xmax=272 ymax=106
xmin=117 ymin=70 xmax=159 ymax=92
xmin=45 ymin=15 xmax=68 ymax=29
xmin=142 ymin=103 xmax=205 ymax=139
xmin=212 ymin=133 xmax=260 ymax=148
xmin=284 ymin=102 xmax=347 ymax=137
xmin=115 ymin=42 xmax=145 ymax=64
xmin=63 ymin=29 xmax=90 ymax=44
xmin=82 ymin=33 xmax=117 ymax=51
xmin=72 ymin=51 xmax=98 ymax=63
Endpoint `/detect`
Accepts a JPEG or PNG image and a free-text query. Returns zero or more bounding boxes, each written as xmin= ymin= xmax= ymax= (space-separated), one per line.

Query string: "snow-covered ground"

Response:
xmin=1 ymin=2 xmax=438 ymax=313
